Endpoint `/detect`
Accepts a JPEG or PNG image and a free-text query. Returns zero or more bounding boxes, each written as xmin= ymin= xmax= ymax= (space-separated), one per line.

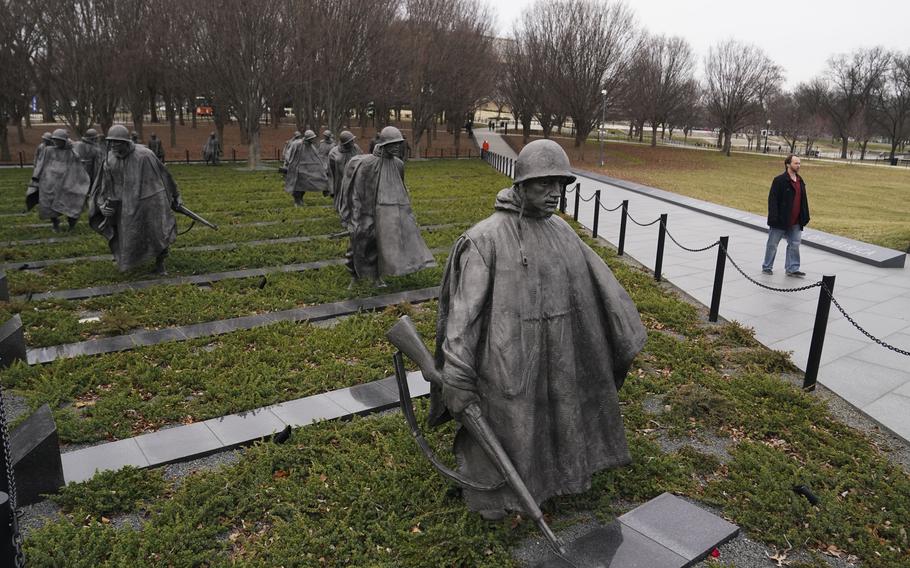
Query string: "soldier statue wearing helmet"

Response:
xmin=428 ymin=139 xmax=645 ymax=520
xmin=340 ymin=126 xmax=435 ymax=285
xmin=282 ymin=129 xmax=329 ymax=206
xmin=26 ymin=128 xmax=91 ymax=231
xmin=88 ymin=124 xmax=182 ymax=274
xmin=326 ymin=130 xmax=362 ymax=226
xmin=73 ymin=128 xmax=105 ymax=186
xmin=316 ymin=129 xmax=335 ymax=168
xmin=202 ymin=131 xmax=221 ymax=165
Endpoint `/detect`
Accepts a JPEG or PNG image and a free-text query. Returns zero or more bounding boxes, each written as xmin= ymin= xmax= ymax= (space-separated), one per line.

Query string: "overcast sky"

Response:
xmin=493 ymin=0 xmax=910 ymax=88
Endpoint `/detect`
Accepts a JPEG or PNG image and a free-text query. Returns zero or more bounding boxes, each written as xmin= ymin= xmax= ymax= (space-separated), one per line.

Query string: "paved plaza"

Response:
xmin=482 ymin=132 xmax=910 ymax=442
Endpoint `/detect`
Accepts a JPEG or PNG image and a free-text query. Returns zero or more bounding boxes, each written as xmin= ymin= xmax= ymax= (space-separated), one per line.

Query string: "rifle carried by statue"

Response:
xmin=386 ymin=315 xmax=566 ymax=556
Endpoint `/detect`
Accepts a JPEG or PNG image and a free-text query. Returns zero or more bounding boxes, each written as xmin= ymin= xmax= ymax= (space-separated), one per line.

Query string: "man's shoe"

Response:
xmin=761 ymin=268 xmax=773 ymax=275
xmin=786 ymin=270 xmax=806 ymax=277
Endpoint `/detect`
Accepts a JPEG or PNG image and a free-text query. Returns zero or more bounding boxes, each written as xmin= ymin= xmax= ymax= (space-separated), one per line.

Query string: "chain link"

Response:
xmin=0 ymin=381 xmax=25 ymax=567
xmin=600 ymin=201 xmax=624 ymax=212
xmin=578 ymin=192 xmax=596 ymax=202
xmin=661 ymin=221 xmax=720 ymax=253
xmin=720 ymin=242 xmax=822 ymax=293
xmin=626 ymin=211 xmax=661 ymax=227
xmin=825 ymin=285 xmax=910 ymax=357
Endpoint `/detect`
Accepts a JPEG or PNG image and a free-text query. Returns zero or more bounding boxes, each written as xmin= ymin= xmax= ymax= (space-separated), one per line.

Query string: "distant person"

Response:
xmin=148 ymin=132 xmax=165 ymax=163
xmin=27 ymin=128 xmax=91 ymax=232
xmin=202 ymin=132 xmax=221 ymax=165
xmin=481 ymin=139 xmax=489 ymax=159
xmin=762 ymin=155 xmax=809 ymax=277
xmin=72 ymin=128 xmax=105 ymax=186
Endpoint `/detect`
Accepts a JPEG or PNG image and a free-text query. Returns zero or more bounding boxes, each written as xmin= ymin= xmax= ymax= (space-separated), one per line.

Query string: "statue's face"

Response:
xmin=53 ymin=138 xmax=66 ymax=149
xmin=110 ymin=140 xmax=130 ymax=159
xmin=381 ymin=142 xmax=401 ymax=158
xmin=519 ymin=176 xmax=563 ymax=216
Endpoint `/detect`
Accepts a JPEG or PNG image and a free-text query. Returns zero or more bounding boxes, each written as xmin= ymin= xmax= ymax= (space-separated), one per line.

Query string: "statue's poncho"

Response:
xmin=431 ymin=187 xmax=647 ymax=514
xmin=30 ymin=142 xmax=91 ymax=220
xmin=88 ymin=143 xmax=179 ymax=272
xmin=346 ymin=153 xmax=435 ymax=279
xmin=73 ymin=139 xmax=105 ymax=185
xmin=327 ymin=143 xmax=362 ymax=226
xmin=283 ymin=140 xmax=329 ymax=195
xmin=202 ymin=138 xmax=220 ymax=164
xmin=316 ymin=139 xmax=334 ymax=166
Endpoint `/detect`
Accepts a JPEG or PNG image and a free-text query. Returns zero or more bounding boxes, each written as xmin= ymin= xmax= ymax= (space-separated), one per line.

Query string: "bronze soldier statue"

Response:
xmin=202 ymin=132 xmax=221 ymax=165
xmin=72 ymin=128 xmax=105 ymax=187
xmin=147 ymin=132 xmax=165 ymax=163
xmin=27 ymin=129 xmax=91 ymax=232
xmin=89 ymin=125 xmax=181 ymax=274
xmin=283 ymin=129 xmax=329 ymax=206
xmin=316 ymin=129 xmax=334 ymax=167
xmin=343 ymin=126 xmax=435 ymax=285
xmin=427 ymin=139 xmax=646 ymax=520
xmin=327 ymin=130 xmax=362 ymax=227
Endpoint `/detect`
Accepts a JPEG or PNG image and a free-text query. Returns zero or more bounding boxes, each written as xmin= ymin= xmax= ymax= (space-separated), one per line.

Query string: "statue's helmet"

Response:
xmin=322 ymin=130 xmax=332 ymax=138
xmin=376 ymin=126 xmax=404 ymax=147
xmin=513 ymin=139 xmax=576 ymax=185
xmin=84 ymin=128 xmax=98 ymax=140
xmin=293 ymin=130 xmax=302 ymax=138
xmin=302 ymin=130 xmax=317 ymax=141
xmin=339 ymin=130 xmax=356 ymax=145
xmin=106 ymin=124 xmax=131 ymax=142
xmin=51 ymin=128 xmax=69 ymax=141
xmin=41 ymin=132 xmax=53 ymax=142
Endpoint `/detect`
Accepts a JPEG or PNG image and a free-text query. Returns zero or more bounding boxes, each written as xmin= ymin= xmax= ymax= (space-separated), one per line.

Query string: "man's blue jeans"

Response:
xmin=762 ymin=225 xmax=802 ymax=273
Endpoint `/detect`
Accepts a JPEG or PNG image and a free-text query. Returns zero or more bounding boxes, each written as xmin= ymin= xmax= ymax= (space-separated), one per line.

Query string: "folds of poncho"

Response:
xmin=31 ymin=142 xmax=91 ymax=220
xmin=316 ymin=140 xmax=334 ymax=166
xmin=202 ymin=139 xmax=220 ymax=162
xmin=72 ymin=140 xmax=105 ymax=185
xmin=88 ymin=143 xmax=179 ymax=272
xmin=327 ymin=143 xmax=362 ymax=226
xmin=283 ymin=140 xmax=328 ymax=194
xmin=346 ymin=154 xmax=435 ymax=279
xmin=430 ymin=187 xmax=647 ymax=514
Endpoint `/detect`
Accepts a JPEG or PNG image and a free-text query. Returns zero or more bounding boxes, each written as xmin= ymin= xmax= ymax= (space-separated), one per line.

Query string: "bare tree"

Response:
xmin=872 ymin=51 xmax=910 ymax=163
xmin=632 ymin=34 xmax=696 ymax=147
xmin=517 ymin=0 xmax=636 ymax=153
xmin=704 ymin=39 xmax=782 ymax=156
xmin=820 ymin=47 xmax=890 ymax=159
xmin=191 ymin=0 xmax=290 ymax=168
xmin=500 ymin=38 xmax=537 ymax=144
xmin=0 ymin=0 xmax=41 ymax=160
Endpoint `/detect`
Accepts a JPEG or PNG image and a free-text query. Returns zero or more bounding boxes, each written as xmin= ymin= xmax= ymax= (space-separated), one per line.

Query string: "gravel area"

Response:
xmin=162 ymin=448 xmax=242 ymax=489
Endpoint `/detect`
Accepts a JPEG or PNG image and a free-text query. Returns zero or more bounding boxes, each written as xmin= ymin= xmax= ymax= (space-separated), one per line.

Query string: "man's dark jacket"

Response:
xmin=767 ymin=171 xmax=810 ymax=230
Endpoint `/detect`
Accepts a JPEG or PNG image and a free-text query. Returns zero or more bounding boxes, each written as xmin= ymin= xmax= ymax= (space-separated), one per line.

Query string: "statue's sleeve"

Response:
xmin=437 ymin=236 xmax=492 ymax=393
xmin=349 ymin=160 xmax=372 ymax=236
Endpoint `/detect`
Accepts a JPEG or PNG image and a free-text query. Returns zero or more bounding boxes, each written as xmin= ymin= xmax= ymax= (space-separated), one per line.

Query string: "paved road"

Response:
xmin=480 ymin=132 xmax=910 ymax=443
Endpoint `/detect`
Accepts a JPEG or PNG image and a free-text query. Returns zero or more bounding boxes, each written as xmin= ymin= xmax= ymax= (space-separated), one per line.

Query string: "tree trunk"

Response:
xmin=0 ymin=121 xmax=10 ymax=162
xmin=248 ymin=126 xmax=261 ymax=169
xmin=165 ymin=97 xmax=177 ymax=148
xmin=860 ymin=139 xmax=869 ymax=160
xmin=178 ymin=103 xmax=185 ymax=126
xmin=638 ymin=120 xmax=645 ymax=143
xmin=723 ymin=130 xmax=732 ymax=156
xmin=522 ymin=117 xmax=531 ymax=145
xmin=149 ymin=91 xmax=159 ymax=123
xmin=840 ymin=137 xmax=848 ymax=159
xmin=650 ymin=123 xmax=658 ymax=148
xmin=16 ymin=116 xmax=25 ymax=144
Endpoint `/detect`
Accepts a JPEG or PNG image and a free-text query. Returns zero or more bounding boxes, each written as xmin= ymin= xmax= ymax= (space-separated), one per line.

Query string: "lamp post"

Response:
xmin=765 ymin=119 xmax=771 ymax=153
xmin=599 ymin=89 xmax=607 ymax=167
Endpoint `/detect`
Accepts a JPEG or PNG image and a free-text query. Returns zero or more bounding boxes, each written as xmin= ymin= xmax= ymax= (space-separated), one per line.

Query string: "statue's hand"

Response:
xmin=100 ymin=203 xmax=115 ymax=217
xmin=442 ymin=383 xmax=479 ymax=417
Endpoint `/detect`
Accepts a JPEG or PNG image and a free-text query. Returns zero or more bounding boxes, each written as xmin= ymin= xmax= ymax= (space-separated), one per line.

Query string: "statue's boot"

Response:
xmin=51 ymin=218 xmax=61 ymax=232
xmin=67 ymin=217 xmax=78 ymax=231
xmin=154 ymin=250 xmax=169 ymax=275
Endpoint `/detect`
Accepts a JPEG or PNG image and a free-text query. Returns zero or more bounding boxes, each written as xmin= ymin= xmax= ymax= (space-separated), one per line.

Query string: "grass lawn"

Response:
xmin=3 ymin=159 xmax=909 ymax=566
xmin=506 ymin=135 xmax=910 ymax=252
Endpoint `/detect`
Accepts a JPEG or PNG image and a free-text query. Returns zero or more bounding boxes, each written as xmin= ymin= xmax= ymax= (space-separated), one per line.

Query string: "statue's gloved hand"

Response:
xmin=100 ymin=202 xmax=116 ymax=217
xmin=442 ymin=383 xmax=479 ymax=417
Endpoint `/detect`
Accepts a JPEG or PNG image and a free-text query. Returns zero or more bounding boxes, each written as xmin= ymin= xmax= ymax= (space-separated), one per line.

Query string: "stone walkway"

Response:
xmin=481 ymin=132 xmax=910 ymax=443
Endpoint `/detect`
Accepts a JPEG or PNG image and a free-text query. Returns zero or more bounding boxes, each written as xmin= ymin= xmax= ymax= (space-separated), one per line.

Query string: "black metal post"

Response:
xmin=559 ymin=185 xmax=567 ymax=214
xmin=654 ymin=213 xmax=668 ymax=281
xmin=709 ymin=236 xmax=729 ymax=322
xmin=185 ymin=148 xmax=190 ymax=164
xmin=0 ymin=492 xmax=15 ymax=566
xmin=573 ymin=183 xmax=581 ymax=221
xmin=18 ymin=152 xmax=23 ymax=168
xmin=804 ymin=274 xmax=836 ymax=391
xmin=232 ymin=147 xmax=236 ymax=162
xmin=592 ymin=190 xmax=601 ymax=238
xmin=618 ymin=200 xmax=628 ymax=256
xmin=456 ymin=147 xmax=459 ymax=159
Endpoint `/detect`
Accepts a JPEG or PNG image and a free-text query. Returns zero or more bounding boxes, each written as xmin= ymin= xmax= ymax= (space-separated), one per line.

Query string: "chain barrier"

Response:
xmin=825 ymin=285 xmax=910 ymax=357
xmin=599 ymin=201 xmax=624 ymax=212
xmin=660 ymin=220 xmax=720 ymax=253
xmin=0 ymin=382 xmax=25 ymax=567
xmin=720 ymin=242 xmax=821 ymax=293
xmin=578 ymin=192 xmax=596 ymax=203
xmin=564 ymin=185 xmax=576 ymax=194
xmin=626 ymin=211 xmax=661 ymax=227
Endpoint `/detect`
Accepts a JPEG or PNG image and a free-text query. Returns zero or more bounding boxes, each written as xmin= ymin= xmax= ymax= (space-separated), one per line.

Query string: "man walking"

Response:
xmin=762 ymin=155 xmax=809 ymax=276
